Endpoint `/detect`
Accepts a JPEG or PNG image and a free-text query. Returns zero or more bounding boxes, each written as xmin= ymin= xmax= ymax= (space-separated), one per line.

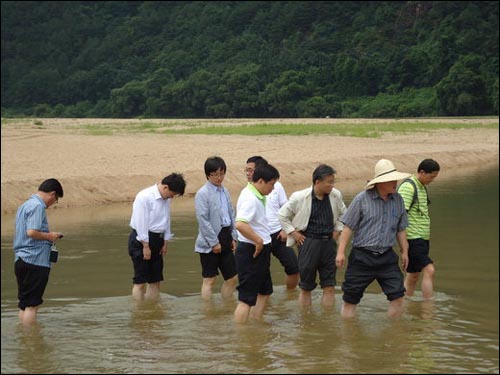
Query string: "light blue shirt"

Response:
xmin=209 ymin=182 xmax=231 ymax=227
xmin=13 ymin=194 xmax=51 ymax=268
xmin=194 ymin=181 xmax=237 ymax=253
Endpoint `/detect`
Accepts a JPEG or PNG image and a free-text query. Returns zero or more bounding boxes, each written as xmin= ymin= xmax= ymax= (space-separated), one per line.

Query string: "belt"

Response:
xmin=149 ymin=231 xmax=164 ymax=238
xmin=302 ymin=232 xmax=332 ymax=240
xmin=354 ymin=247 xmax=391 ymax=256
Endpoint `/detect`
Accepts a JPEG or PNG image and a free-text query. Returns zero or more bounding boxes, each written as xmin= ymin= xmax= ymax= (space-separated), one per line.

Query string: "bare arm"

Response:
xmin=235 ymin=221 xmax=263 ymax=258
xmin=396 ymin=230 xmax=409 ymax=271
xmin=335 ymin=226 xmax=353 ymax=270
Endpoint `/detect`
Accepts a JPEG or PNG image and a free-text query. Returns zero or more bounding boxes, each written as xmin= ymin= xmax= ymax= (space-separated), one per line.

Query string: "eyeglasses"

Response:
xmin=209 ymin=172 xmax=225 ymax=178
xmin=244 ymin=168 xmax=254 ymax=174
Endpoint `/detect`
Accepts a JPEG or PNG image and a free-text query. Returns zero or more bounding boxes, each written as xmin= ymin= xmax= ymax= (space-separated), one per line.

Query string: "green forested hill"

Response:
xmin=1 ymin=1 xmax=498 ymax=118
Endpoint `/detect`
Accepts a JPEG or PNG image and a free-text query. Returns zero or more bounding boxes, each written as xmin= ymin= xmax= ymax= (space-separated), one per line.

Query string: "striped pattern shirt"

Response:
xmin=305 ymin=191 xmax=334 ymax=236
xmin=398 ymin=176 xmax=431 ymax=239
xmin=340 ymin=188 xmax=408 ymax=253
xmin=13 ymin=194 xmax=51 ymax=268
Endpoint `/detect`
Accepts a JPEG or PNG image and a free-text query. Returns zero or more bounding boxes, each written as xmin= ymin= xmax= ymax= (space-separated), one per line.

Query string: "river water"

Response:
xmin=1 ymin=166 xmax=498 ymax=373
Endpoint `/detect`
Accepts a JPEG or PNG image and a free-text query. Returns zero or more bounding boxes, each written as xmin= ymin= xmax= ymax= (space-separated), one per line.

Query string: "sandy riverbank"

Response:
xmin=1 ymin=118 xmax=498 ymax=214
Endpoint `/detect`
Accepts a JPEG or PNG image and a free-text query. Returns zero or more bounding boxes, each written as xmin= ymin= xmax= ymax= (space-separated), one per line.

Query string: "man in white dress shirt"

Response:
xmin=128 ymin=173 xmax=186 ymax=301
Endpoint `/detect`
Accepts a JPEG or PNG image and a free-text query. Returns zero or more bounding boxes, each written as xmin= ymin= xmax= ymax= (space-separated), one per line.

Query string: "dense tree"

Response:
xmin=1 ymin=1 xmax=498 ymax=118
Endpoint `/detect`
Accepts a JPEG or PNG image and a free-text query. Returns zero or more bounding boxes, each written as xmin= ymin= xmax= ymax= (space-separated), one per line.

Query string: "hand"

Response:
xmin=277 ymin=230 xmax=287 ymax=243
xmin=335 ymin=253 xmax=345 ymax=270
xmin=161 ymin=243 xmax=168 ymax=256
xmin=231 ymin=240 xmax=237 ymax=252
xmin=212 ymin=243 xmax=222 ymax=254
xmin=253 ymin=238 xmax=264 ymax=258
xmin=400 ymin=251 xmax=409 ymax=271
xmin=291 ymin=231 xmax=305 ymax=246
xmin=143 ymin=246 xmax=152 ymax=260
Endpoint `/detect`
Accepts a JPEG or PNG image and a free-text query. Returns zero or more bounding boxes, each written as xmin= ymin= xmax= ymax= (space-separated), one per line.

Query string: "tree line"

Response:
xmin=1 ymin=1 xmax=498 ymax=118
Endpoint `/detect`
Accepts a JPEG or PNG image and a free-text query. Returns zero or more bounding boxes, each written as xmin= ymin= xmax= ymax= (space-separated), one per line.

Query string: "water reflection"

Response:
xmin=16 ymin=324 xmax=59 ymax=374
xmin=1 ymin=166 xmax=498 ymax=373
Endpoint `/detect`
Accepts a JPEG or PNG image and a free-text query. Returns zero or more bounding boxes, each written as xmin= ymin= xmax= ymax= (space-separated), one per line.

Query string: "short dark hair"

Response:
xmin=312 ymin=164 xmax=336 ymax=184
xmin=418 ymin=159 xmax=440 ymax=173
xmin=252 ymin=163 xmax=279 ymax=182
xmin=246 ymin=155 xmax=268 ymax=167
xmin=161 ymin=173 xmax=186 ymax=195
xmin=38 ymin=178 xmax=63 ymax=198
xmin=204 ymin=156 xmax=226 ymax=177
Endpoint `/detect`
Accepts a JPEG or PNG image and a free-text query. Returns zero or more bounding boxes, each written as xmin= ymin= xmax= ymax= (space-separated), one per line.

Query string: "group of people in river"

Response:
xmin=13 ymin=156 xmax=440 ymax=325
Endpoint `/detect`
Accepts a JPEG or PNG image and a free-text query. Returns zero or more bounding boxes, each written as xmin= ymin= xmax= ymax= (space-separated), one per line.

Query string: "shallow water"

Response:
xmin=1 ymin=166 xmax=498 ymax=373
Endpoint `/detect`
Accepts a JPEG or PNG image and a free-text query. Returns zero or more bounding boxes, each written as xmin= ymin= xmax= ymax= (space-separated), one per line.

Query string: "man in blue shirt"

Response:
xmin=14 ymin=178 xmax=64 ymax=326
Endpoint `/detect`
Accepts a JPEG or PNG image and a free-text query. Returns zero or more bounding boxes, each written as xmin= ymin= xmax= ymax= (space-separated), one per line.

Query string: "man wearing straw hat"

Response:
xmin=336 ymin=159 xmax=411 ymax=318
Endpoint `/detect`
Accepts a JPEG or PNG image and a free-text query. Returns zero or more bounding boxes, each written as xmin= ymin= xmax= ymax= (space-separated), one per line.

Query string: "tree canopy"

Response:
xmin=1 ymin=1 xmax=498 ymax=118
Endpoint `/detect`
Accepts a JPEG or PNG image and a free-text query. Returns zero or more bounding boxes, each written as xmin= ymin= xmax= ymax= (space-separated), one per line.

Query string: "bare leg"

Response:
xmin=20 ymin=306 xmax=38 ymax=326
xmin=299 ymin=289 xmax=312 ymax=306
xmin=321 ymin=286 xmax=335 ymax=307
xmin=221 ymin=275 xmax=237 ymax=299
xmin=145 ymin=282 xmax=161 ymax=301
xmin=234 ymin=302 xmax=251 ymax=324
xmin=250 ymin=294 xmax=270 ymax=320
xmin=404 ymin=272 xmax=420 ymax=297
xmin=285 ymin=273 xmax=299 ymax=289
xmin=387 ymin=297 xmax=404 ymax=318
xmin=132 ymin=283 xmax=147 ymax=301
xmin=421 ymin=264 xmax=435 ymax=300
xmin=201 ymin=277 xmax=216 ymax=300
xmin=341 ymin=302 xmax=357 ymax=318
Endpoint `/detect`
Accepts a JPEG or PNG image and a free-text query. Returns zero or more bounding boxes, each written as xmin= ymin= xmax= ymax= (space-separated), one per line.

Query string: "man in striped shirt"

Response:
xmin=13 ymin=178 xmax=64 ymax=326
xmin=398 ymin=159 xmax=440 ymax=300
xmin=336 ymin=159 xmax=411 ymax=318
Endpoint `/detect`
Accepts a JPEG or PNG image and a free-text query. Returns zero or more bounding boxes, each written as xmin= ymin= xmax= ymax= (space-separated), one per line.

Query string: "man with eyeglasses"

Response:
xmin=194 ymin=156 xmax=238 ymax=300
xmin=13 ymin=178 xmax=64 ymax=326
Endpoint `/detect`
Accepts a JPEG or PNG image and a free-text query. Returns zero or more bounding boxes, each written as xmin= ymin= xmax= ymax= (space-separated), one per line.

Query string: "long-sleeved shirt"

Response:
xmin=129 ymin=184 xmax=173 ymax=242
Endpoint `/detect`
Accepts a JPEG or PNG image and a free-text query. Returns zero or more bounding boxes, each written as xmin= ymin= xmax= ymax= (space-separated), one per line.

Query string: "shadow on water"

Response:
xmin=1 ymin=166 xmax=498 ymax=373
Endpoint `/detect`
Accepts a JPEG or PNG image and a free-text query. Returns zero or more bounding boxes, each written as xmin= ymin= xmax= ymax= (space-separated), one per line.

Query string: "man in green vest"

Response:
xmin=398 ymin=159 xmax=440 ymax=300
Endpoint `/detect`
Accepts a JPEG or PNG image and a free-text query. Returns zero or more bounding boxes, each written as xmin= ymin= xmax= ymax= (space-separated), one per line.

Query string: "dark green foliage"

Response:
xmin=1 ymin=1 xmax=498 ymax=118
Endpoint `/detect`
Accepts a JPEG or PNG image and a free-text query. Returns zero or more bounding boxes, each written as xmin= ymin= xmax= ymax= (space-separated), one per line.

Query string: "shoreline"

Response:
xmin=1 ymin=120 xmax=498 ymax=214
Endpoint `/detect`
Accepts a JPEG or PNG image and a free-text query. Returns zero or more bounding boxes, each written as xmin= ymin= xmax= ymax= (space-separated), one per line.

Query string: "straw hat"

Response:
xmin=365 ymin=159 xmax=411 ymax=189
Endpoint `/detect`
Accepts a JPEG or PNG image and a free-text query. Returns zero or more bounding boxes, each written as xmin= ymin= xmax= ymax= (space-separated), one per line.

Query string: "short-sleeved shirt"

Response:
xmin=398 ymin=176 xmax=430 ymax=240
xmin=13 ymin=194 xmax=51 ymax=268
xmin=236 ymin=183 xmax=271 ymax=245
xmin=340 ymin=188 xmax=408 ymax=253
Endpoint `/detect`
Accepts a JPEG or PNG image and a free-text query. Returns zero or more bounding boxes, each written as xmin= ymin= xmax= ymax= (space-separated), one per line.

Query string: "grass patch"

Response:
xmin=2 ymin=117 xmax=498 ymax=138
xmin=160 ymin=121 xmax=498 ymax=137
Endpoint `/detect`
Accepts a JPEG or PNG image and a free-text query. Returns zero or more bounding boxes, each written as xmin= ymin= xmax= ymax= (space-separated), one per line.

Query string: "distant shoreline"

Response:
xmin=1 ymin=118 xmax=498 ymax=214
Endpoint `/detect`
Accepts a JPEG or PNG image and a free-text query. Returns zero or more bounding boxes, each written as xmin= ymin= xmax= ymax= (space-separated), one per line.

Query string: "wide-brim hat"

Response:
xmin=366 ymin=159 xmax=411 ymax=189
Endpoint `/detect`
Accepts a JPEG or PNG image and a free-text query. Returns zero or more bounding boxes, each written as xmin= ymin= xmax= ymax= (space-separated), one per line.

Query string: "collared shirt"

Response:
xmin=265 ymin=181 xmax=288 ymax=233
xmin=398 ymin=175 xmax=431 ymax=239
xmin=341 ymin=188 xmax=408 ymax=253
xmin=130 ymin=184 xmax=173 ymax=242
xmin=13 ymin=194 xmax=51 ymax=268
xmin=305 ymin=190 xmax=334 ymax=236
xmin=236 ymin=183 xmax=271 ymax=245
xmin=208 ymin=182 xmax=231 ymax=227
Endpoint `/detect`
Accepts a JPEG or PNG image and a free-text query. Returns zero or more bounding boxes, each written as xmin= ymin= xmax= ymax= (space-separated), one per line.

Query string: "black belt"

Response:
xmin=354 ymin=247 xmax=391 ymax=256
xmin=149 ymin=231 xmax=164 ymax=238
xmin=131 ymin=229 xmax=164 ymax=239
xmin=302 ymin=232 xmax=332 ymax=240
